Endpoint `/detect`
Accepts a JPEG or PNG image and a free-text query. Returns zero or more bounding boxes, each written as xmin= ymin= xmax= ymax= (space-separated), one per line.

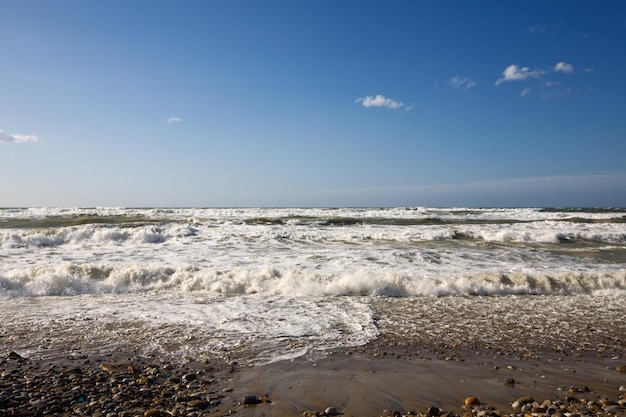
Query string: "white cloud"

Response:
xmin=0 ymin=129 xmax=40 ymax=143
xmin=447 ymin=76 xmax=477 ymax=90
xmin=356 ymin=95 xmax=404 ymax=109
xmin=495 ymin=64 xmax=543 ymax=85
xmin=167 ymin=117 xmax=182 ymax=124
xmin=554 ymin=62 xmax=574 ymax=74
xmin=521 ymin=88 xmax=531 ymax=97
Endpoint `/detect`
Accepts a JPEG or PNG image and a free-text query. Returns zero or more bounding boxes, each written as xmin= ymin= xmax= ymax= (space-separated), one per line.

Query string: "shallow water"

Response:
xmin=1 ymin=292 xmax=624 ymax=365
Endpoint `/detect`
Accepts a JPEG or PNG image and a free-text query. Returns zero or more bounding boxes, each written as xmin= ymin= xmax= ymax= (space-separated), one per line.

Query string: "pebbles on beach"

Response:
xmin=378 ymin=392 xmax=626 ymax=417
xmin=0 ymin=351 xmax=231 ymax=417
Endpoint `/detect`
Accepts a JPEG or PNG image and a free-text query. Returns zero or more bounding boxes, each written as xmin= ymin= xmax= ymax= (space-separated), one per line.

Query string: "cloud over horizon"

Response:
xmin=0 ymin=129 xmax=40 ymax=143
xmin=356 ymin=95 xmax=404 ymax=109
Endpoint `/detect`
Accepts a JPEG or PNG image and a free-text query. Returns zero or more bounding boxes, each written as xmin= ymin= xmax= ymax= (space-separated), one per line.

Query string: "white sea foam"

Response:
xmin=0 ymin=292 xmax=379 ymax=364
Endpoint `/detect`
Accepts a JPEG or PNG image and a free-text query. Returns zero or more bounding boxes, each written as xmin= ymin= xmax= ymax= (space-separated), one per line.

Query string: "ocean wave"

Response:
xmin=458 ymin=222 xmax=626 ymax=244
xmin=2 ymin=218 xmax=624 ymax=250
xmin=1 ymin=262 xmax=624 ymax=298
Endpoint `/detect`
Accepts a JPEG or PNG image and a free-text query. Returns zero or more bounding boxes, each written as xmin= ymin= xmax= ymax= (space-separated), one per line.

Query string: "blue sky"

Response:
xmin=1 ymin=0 xmax=625 ymax=207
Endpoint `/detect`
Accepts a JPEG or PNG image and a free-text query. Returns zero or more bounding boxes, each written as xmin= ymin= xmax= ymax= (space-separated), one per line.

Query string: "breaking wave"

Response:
xmin=1 ymin=262 xmax=625 ymax=298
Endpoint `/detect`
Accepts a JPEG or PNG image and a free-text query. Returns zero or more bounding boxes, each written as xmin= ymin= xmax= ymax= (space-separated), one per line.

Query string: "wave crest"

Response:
xmin=2 ymin=263 xmax=624 ymax=298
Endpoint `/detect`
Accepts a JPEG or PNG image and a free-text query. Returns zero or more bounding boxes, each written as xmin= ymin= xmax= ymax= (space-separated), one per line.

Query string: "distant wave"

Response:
xmin=0 ymin=223 xmax=199 ymax=249
xmin=1 ymin=219 xmax=624 ymax=249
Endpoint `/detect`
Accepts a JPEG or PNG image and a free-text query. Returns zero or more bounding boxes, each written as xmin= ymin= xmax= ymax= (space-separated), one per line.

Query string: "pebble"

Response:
xmin=187 ymin=399 xmax=208 ymax=408
xmin=6 ymin=351 xmax=24 ymax=361
xmin=182 ymin=372 xmax=197 ymax=382
xmin=325 ymin=406 xmax=339 ymax=415
xmin=242 ymin=394 xmax=261 ymax=405
xmin=302 ymin=406 xmax=341 ymax=416
xmin=427 ymin=406 xmax=441 ymax=416
xmin=464 ymin=397 xmax=481 ymax=407
xmin=144 ymin=409 xmax=166 ymax=417
xmin=511 ymin=396 xmax=534 ymax=409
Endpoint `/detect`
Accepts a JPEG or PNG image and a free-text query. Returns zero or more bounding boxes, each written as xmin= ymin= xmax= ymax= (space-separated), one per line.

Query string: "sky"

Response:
xmin=1 ymin=0 xmax=625 ymax=208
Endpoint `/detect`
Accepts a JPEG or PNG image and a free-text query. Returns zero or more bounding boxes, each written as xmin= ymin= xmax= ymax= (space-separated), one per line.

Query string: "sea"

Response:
xmin=1 ymin=207 xmax=625 ymax=364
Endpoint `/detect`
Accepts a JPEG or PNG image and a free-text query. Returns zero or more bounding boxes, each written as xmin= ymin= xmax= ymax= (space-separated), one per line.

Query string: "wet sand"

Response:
xmin=232 ymin=347 xmax=626 ymax=417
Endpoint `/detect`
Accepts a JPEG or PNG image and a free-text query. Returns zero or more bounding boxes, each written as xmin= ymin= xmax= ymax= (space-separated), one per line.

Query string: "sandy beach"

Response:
xmin=2 ymin=295 xmax=625 ymax=416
